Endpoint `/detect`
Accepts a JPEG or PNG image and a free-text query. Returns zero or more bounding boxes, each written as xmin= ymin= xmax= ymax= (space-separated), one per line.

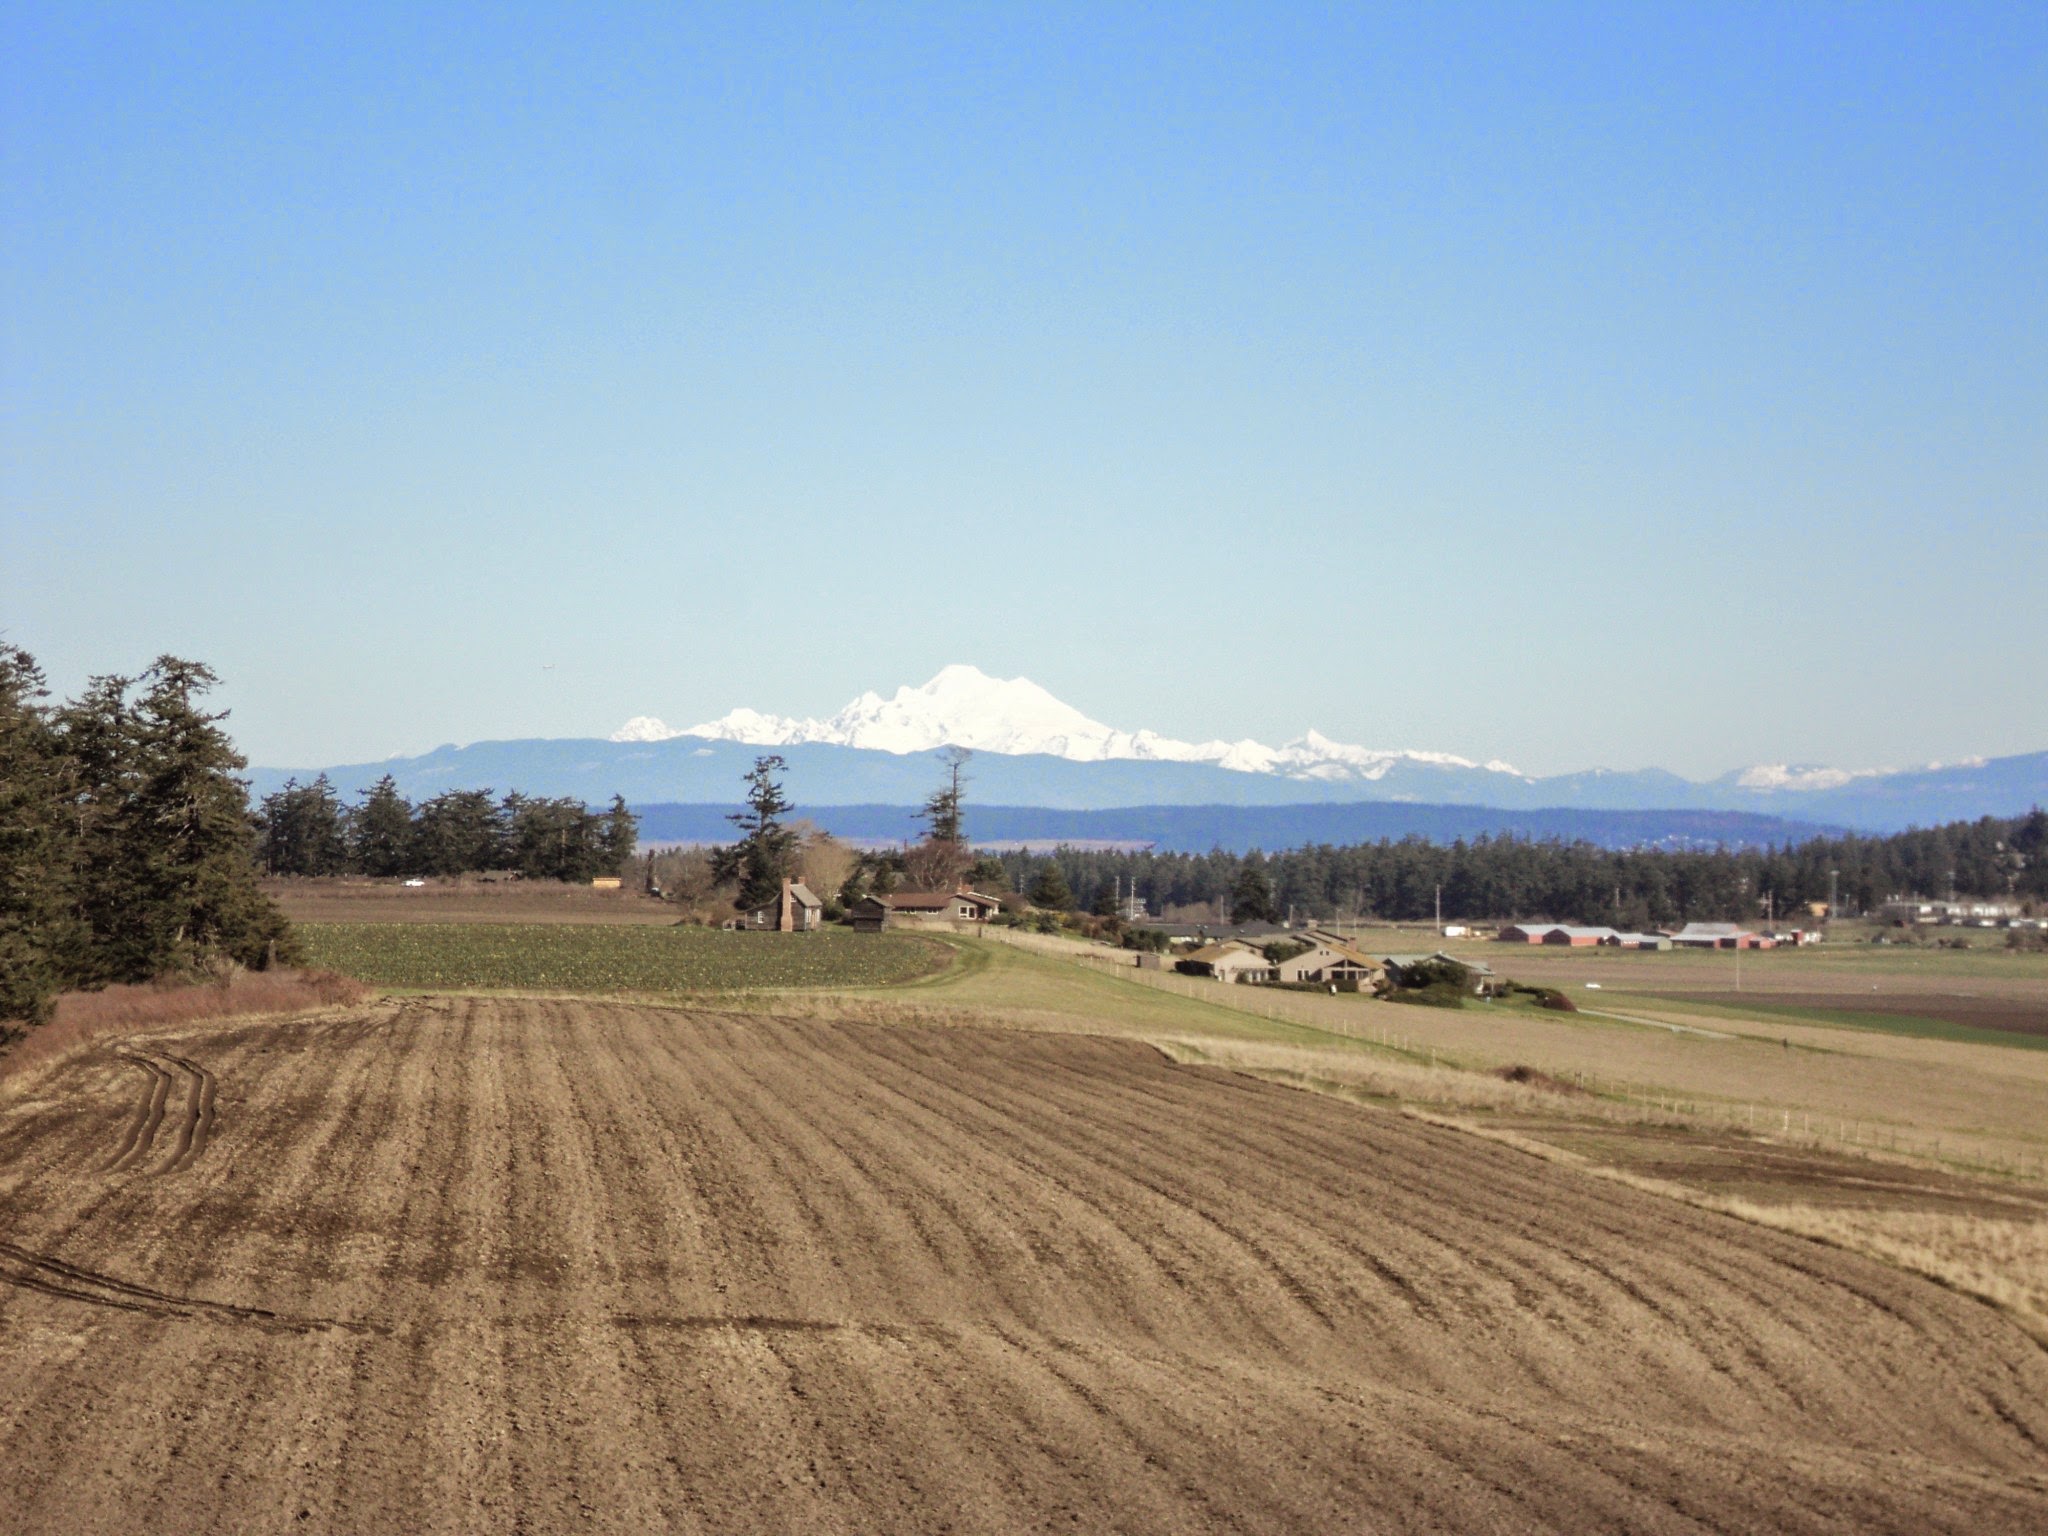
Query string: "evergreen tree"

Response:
xmin=349 ymin=776 xmax=415 ymax=877
xmin=725 ymin=756 xmax=799 ymax=912
xmin=905 ymin=748 xmax=973 ymax=891
xmin=412 ymin=789 xmax=504 ymax=876
xmin=256 ymin=774 xmax=348 ymax=875
xmin=0 ymin=647 xmax=74 ymax=1027
xmin=1229 ymin=864 xmax=1278 ymax=923
xmin=1027 ymin=861 xmax=1073 ymax=911
xmin=128 ymin=658 xmax=296 ymax=975
xmin=599 ymin=794 xmax=639 ymax=875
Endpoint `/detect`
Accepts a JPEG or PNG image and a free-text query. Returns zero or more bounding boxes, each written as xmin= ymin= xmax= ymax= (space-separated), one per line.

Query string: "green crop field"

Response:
xmin=299 ymin=922 xmax=952 ymax=994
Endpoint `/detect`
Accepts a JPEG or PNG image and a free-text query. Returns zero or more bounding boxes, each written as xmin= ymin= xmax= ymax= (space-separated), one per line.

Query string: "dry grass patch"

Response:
xmin=0 ymin=968 xmax=368 ymax=1087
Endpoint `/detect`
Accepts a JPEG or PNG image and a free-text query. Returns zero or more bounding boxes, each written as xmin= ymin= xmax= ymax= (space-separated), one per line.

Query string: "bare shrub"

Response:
xmin=795 ymin=828 xmax=859 ymax=905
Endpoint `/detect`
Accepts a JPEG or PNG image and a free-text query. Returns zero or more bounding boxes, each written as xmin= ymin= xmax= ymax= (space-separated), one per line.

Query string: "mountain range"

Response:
xmin=250 ymin=665 xmax=2047 ymax=845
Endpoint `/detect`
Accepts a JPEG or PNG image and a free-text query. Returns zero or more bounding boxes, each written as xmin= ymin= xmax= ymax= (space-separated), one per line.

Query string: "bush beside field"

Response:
xmin=298 ymin=922 xmax=951 ymax=994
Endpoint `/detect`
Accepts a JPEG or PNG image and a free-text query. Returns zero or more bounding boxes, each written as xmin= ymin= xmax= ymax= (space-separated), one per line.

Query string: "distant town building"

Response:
xmin=1877 ymin=897 xmax=2022 ymax=926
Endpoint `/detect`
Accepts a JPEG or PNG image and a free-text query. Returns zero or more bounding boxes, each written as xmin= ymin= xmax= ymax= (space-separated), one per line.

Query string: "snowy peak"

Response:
xmin=612 ymin=665 xmax=1528 ymax=785
xmin=611 ymin=665 xmax=1962 ymax=795
xmin=1730 ymin=763 xmax=1885 ymax=793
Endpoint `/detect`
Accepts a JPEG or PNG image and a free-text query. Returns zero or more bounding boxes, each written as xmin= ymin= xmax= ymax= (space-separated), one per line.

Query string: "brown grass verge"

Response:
xmin=0 ymin=969 xmax=369 ymax=1086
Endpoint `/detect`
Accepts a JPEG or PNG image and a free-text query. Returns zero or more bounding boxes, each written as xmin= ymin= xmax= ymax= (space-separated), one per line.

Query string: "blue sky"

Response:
xmin=4 ymin=3 xmax=2043 ymax=778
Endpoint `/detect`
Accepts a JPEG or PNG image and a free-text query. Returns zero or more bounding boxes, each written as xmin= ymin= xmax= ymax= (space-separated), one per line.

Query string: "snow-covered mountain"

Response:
xmin=614 ymin=664 xmax=1527 ymax=786
xmin=249 ymin=665 xmax=2046 ymax=840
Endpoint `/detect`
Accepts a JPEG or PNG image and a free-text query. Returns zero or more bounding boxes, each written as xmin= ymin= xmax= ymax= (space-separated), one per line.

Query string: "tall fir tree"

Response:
xmin=348 ymin=776 xmax=415 ymax=877
xmin=123 ymin=658 xmax=296 ymax=977
xmin=724 ymin=756 xmax=799 ymax=912
xmin=599 ymin=794 xmax=639 ymax=876
xmin=0 ymin=647 xmax=74 ymax=1027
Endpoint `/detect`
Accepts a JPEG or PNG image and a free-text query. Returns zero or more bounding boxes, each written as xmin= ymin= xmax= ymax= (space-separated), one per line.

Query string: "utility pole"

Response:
xmin=1828 ymin=868 xmax=1839 ymax=922
xmin=1435 ymin=884 xmax=1442 ymax=932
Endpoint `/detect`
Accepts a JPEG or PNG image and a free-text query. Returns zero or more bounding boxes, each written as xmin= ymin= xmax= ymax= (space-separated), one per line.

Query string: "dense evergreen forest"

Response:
xmin=990 ymin=811 xmax=2048 ymax=928
xmin=1 ymin=647 xmax=296 ymax=1028
xmin=254 ymin=776 xmax=638 ymax=884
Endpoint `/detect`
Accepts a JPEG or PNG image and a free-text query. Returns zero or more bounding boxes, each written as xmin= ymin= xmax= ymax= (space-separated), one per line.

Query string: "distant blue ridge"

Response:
xmin=628 ymin=801 xmax=1844 ymax=854
xmin=247 ymin=735 xmax=2047 ymax=843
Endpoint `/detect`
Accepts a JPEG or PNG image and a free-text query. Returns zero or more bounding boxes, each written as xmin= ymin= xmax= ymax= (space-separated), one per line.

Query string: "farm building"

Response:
xmin=1669 ymin=922 xmax=1744 ymax=948
xmin=1273 ymin=940 xmax=1386 ymax=990
xmin=743 ymin=879 xmax=824 ymax=933
xmin=1496 ymin=924 xmax=1566 ymax=944
xmin=851 ymin=886 xmax=1003 ymax=932
xmin=1175 ymin=942 xmax=1277 ymax=985
xmin=1542 ymin=926 xmax=1618 ymax=947
xmin=1669 ymin=923 xmax=1773 ymax=949
xmin=1605 ymin=932 xmax=1673 ymax=950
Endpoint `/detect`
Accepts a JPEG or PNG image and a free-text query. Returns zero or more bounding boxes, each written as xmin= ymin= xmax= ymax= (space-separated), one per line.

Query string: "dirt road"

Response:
xmin=2 ymin=998 xmax=2044 ymax=1533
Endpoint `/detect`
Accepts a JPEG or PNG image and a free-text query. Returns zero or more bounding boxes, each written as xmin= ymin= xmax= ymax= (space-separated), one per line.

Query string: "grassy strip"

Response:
xmin=298 ymin=922 xmax=952 ymax=994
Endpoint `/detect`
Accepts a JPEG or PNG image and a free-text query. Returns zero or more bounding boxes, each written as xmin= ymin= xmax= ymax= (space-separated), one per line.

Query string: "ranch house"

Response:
xmin=1274 ymin=940 xmax=1386 ymax=990
xmin=1175 ymin=941 xmax=1277 ymax=985
xmin=852 ymin=887 xmax=1003 ymax=932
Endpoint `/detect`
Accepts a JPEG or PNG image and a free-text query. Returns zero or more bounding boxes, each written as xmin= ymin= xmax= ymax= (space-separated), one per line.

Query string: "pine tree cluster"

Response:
xmin=255 ymin=778 xmax=638 ymax=884
xmin=1 ymin=647 xmax=297 ymax=1031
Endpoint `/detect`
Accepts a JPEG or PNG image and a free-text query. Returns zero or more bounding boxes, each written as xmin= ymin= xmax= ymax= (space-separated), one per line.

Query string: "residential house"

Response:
xmin=851 ymin=886 xmax=1003 ymax=932
xmin=1381 ymin=952 xmax=1500 ymax=996
xmin=1273 ymin=939 xmax=1386 ymax=990
xmin=743 ymin=879 xmax=824 ymax=932
xmin=1175 ymin=941 xmax=1277 ymax=985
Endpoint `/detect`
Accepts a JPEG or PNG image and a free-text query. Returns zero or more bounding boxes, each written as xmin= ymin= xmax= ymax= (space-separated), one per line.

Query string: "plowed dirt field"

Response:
xmin=2 ymin=997 xmax=2044 ymax=1534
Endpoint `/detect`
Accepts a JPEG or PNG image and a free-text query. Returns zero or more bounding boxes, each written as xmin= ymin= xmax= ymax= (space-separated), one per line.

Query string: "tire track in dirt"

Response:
xmin=104 ymin=1054 xmax=174 ymax=1171
xmin=0 ymin=1237 xmax=382 ymax=1335
xmin=156 ymin=1053 xmax=216 ymax=1172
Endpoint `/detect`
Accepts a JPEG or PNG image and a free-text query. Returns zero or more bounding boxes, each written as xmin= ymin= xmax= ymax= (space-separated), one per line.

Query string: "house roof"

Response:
xmin=1185 ymin=941 xmax=1265 ymax=965
xmin=1381 ymin=951 xmax=1494 ymax=975
xmin=1289 ymin=939 xmax=1383 ymax=969
xmin=1551 ymin=926 xmax=1619 ymax=940
xmin=1671 ymin=922 xmax=1752 ymax=939
xmin=788 ymin=883 xmax=823 ymax=909
xmin=879 ymin=887 xmax=1001 ymax=911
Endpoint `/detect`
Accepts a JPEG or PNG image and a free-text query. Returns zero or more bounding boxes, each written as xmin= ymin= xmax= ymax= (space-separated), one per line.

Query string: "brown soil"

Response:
xmin=1660 ymin=990 xmax=2048 ymax=1039
xmin=1504 ymin=1119 xmax=2048 ymax=1217
xmin=2 ymin=999 xmax=2044 ymax=1534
